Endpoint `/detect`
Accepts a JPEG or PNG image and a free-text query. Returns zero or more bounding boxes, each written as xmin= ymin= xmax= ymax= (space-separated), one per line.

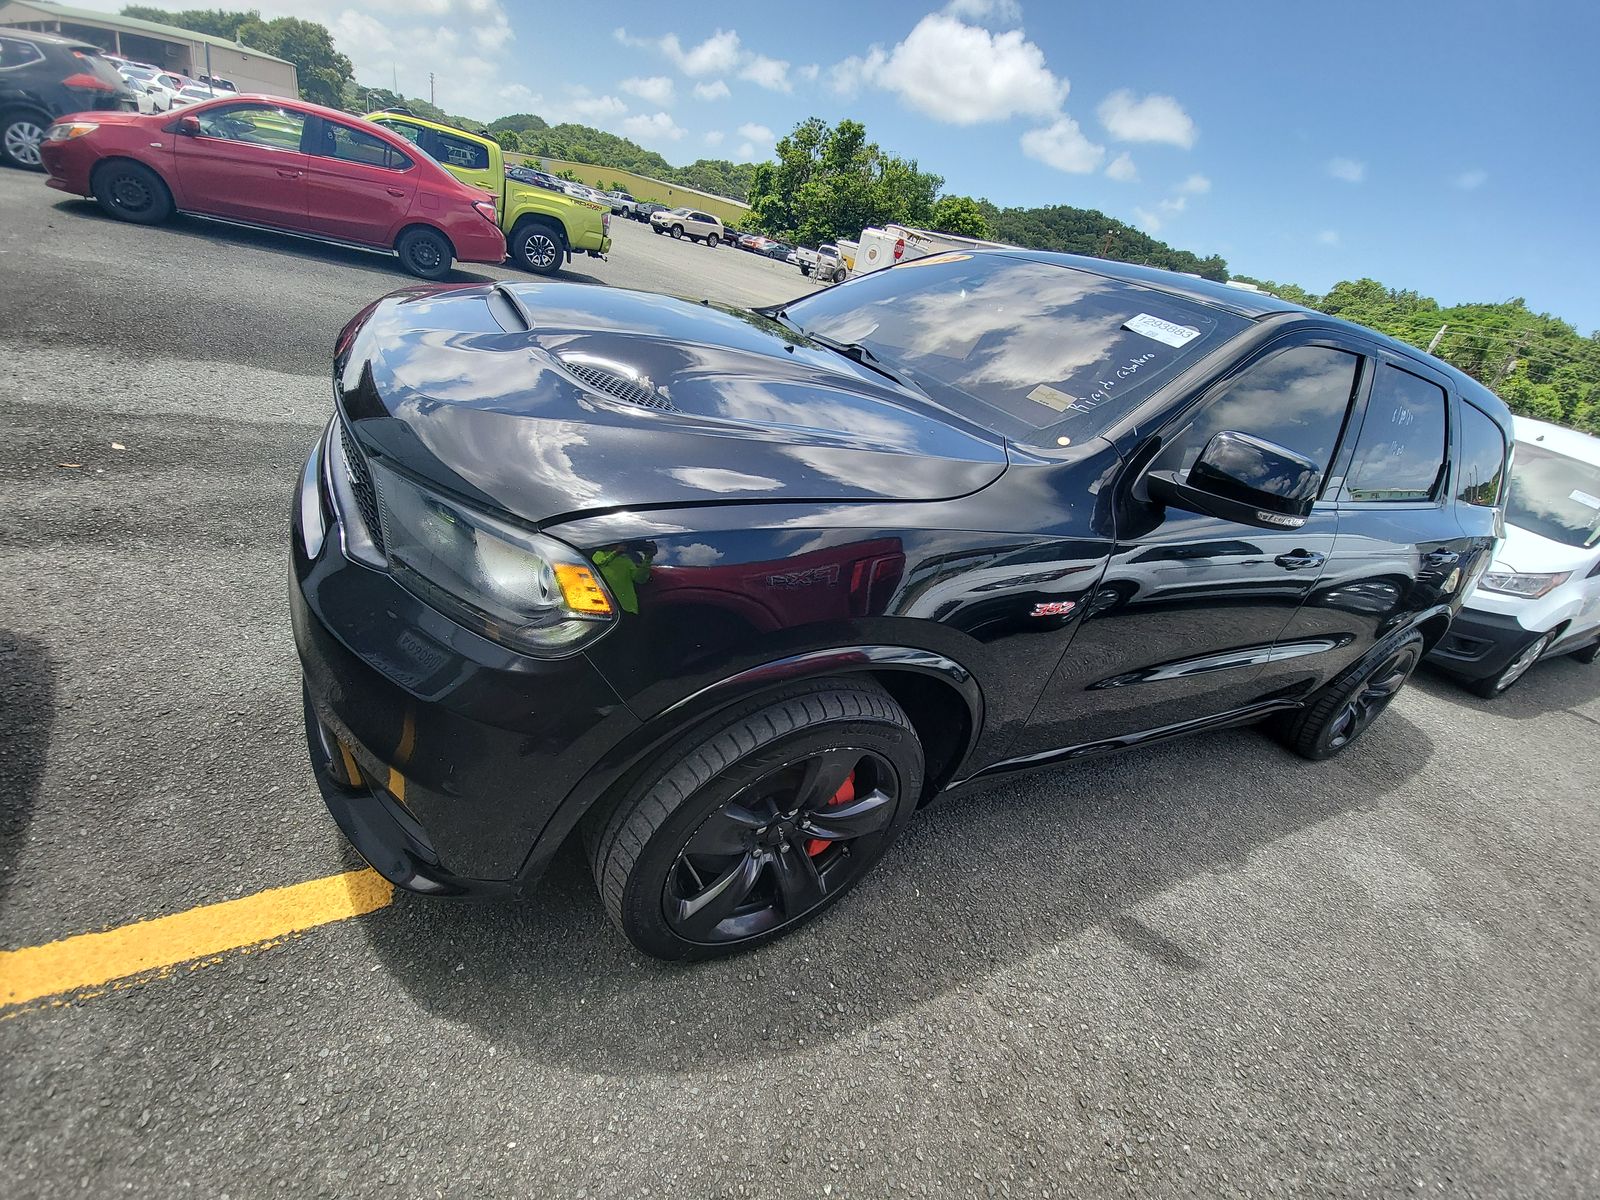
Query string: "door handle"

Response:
xmin=1423 ymin=550 xmax=1460 ymax=566
xmin=275 ymin=168 xmax=302 ymax=178
xmin=386 ymin=187 xmax=406 ymax=196
xmin=1274 ymin=550 xmax=1326 ymax=570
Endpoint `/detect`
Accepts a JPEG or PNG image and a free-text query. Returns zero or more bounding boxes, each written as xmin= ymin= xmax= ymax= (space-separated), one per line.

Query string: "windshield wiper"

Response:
xmin=763 ymin=310 xmax=924 ymax=394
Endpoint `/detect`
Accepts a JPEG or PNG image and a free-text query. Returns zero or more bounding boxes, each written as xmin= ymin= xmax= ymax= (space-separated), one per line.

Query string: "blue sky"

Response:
xmin=109 ymin=0 xmax=1600 ymax=331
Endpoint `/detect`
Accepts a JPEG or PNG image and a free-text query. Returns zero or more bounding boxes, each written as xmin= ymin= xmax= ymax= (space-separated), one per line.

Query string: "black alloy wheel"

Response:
xmin=1277 ymin=631 xmax=1424 ymax=760
xmin=665 ymin=747 xmax=897 ymax=944
xmin=589 ymin=679 xmax=923 ymax=959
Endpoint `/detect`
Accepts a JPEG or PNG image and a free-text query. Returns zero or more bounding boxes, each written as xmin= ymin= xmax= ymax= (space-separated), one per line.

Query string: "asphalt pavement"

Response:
xmin=1 ymin=165 xmax=1597 ymax=1199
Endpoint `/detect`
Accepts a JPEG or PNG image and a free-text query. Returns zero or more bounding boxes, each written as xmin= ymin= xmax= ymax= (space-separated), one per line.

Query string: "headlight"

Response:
xmin=47 ymin=121 xmax=99 ymax=141
xmin=1476 ymin=570 xmax=1571 ymax=598
xmin=368 ymin=461 xmax=615 ymax=656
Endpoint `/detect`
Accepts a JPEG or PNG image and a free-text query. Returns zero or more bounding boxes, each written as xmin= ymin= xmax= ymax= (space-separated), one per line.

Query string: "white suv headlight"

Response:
xmin=1477 ymin=570 xmax=1571 ymax=598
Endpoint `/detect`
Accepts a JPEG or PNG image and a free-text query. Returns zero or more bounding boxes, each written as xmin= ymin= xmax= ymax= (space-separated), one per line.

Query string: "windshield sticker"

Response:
xmin=1570 ymin=489 xmax=1600 ymax=510
xmin=1124 ymin=312 xmax=1201 ymax=348
xmin=1027 ymin=383 xmax=1077 ymax=412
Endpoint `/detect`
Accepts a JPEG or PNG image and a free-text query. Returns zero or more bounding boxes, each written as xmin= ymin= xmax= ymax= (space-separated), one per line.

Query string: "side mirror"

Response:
xmin=1147 ymin=430 xmax=1320 ymax=530
xmin=175 ymin=115 xmax=200 ymax=136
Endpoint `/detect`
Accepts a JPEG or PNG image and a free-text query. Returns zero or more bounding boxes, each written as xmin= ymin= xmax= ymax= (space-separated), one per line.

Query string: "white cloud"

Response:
xmin=1020 ymin=115 xmax=1104 ymax=174
xmin=943 ymin=0 xmax=1023 ymax=23
xmin=1097 ymin=89 xmax=1197 ymax=148
xmin=739 ymin=54 xmax=791 ymax=92
xmin=1158 ymin=195 xmax=1188 ymax=215
xmin=621 ymin=111 xmax=686 ymax=142
xmin=1326 ymin=157 xmax=1365 ymax=183
xmin=703 ymin=130 xmax=725 ymax=146
xmin=561 ymin=91 xmax=628 ymax=123
xmin=1316 ymin=229 xmax=1340 ymax=245
xmin=1133 ymin=207 xmax=1162 ymax=234
xmin=619 ymin=75 xmax=674 ymax=105
xmin=693 ymin=79 xmax=730 ymax=101
xmin=1454 ymin=168 xmax=1488 ymax=190
xmin=831 ymin=14 xmax=1067 ymax=124
xmin=735 ymin=142 xmax=761 ymax=162
xmin=798 ymin=63 xmax=820 ymax=82
xmin=1105 ymin=151 xmax=1138 ymax=182
xmin=662 ymin=28 xmax=742 ymax=75
xmin=1177 ymin=173 xmax=1211 ymax=194
xmin=738 ymin=122 xmax=774 ymax=143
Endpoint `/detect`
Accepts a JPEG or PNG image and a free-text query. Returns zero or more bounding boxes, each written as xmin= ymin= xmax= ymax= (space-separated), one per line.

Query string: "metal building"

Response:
xmin=0 ymin=0 xmax=298 ymax=95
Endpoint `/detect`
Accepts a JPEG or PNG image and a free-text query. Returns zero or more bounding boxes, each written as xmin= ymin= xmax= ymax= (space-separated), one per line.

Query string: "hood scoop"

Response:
xmin=556 ymin=355 xmax=675 ymax=412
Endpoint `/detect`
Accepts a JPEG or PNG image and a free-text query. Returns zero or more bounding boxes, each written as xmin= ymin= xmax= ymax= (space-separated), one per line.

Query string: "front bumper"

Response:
xmin=1425 ymin=607 xmax=1543 ymax=682
xmin=291 ymin=432 xmax=639 ymax=895
xmin=39 ymin=137 xmax=97 ymax=195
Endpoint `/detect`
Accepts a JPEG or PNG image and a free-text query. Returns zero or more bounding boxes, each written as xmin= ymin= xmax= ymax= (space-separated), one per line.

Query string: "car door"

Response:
xmin=1015 ymin=335 xmax=1368 ymax=754
xmin=302 ymin=116 xmax=416 ymax=247
xmin=1276 ymin=353 xmax=1481 ymax=685
xmin=171 ymin=100 xmax=310 ymax=230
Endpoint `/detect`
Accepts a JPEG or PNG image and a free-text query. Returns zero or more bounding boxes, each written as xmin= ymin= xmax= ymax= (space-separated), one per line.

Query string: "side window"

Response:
xmin=1151 ymin=345 xmax=1362 ymax=489
xmin=317 ymin=120 xmax=411 ymax=170
xmin=194 ymin=103 xmax=306 ymax=152
xmin=1341 ymin=365 xmax=1448 ymax=502
xmin=432 ymin=131 xmax=490 ymax=170
xmin=0 ymin=37 xmax=45 ymax=69
xmin=1456 ymin=404 xmax=1508 ymax=507
xmin=373 ymin=118 xmax=425 ymax=148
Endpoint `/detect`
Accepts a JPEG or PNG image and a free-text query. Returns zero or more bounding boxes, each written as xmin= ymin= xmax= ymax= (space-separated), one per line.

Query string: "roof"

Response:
xmin=1512 ymin=415 xmax=1600 ymax=462
xmin=1 ymin=1 xmax=295 ymax=65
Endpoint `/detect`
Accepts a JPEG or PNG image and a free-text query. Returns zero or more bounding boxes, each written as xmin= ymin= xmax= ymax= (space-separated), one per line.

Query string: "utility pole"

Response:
xmin=429 ymin=72 xmax=435 ymax=107
xmin=1427 ymin=324 xmax=1447 ymax=354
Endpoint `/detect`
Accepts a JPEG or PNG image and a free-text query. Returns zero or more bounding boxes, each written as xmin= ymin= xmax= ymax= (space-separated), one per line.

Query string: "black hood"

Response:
xmin=333 ymin=281 xmax=1008 ymax=527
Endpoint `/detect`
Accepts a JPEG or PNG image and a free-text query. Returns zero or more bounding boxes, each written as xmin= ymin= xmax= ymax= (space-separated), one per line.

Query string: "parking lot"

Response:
xmin=1 ymin=163 xmax=1597 ymax=1198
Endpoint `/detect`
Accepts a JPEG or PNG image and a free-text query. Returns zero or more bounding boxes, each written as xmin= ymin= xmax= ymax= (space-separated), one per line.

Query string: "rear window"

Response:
xmin=1456 ymin=404 xmax=1509 ymax=507
xmin=782 ymin=253 xmax=1248 ymax=443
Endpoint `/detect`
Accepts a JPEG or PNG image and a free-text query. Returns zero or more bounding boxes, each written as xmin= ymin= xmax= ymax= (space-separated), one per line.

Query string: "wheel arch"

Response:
xmin=394 ymin=221 xmax=456 ymax=256
xmin=512 ymin=644 xmax=984 ymax=891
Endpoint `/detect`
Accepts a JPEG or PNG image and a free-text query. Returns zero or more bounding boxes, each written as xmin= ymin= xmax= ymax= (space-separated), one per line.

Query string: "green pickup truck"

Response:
xmin=365 ymin=110 xmax=611 ymax=275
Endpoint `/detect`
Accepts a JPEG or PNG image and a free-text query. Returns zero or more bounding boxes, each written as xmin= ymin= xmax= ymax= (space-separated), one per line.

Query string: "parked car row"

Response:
xmin=35 ymin=94 xmax=615 ymax=280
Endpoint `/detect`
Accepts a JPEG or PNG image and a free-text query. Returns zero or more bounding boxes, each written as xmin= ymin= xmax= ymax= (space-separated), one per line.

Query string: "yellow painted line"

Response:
xmin=0 ymin=869 xmax=393 ymax=1010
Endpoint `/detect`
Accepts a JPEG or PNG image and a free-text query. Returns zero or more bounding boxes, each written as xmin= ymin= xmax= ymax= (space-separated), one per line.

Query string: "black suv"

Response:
xmin=292 ymin=252 xmax=1512 ymax=959
xmin=0 ymin=30 xmax=135 ymax=169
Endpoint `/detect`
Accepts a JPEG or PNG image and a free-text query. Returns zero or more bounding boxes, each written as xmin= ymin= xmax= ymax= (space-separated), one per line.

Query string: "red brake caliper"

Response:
xmin=806 ymin=770 xmax=855 ymax=857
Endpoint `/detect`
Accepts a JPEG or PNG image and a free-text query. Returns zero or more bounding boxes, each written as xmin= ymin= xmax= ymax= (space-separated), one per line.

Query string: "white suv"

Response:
xmin=1429 ymin=415 xmax=1600 ymax=695
xmin=649 ymin=207 xmax=723 ymax=246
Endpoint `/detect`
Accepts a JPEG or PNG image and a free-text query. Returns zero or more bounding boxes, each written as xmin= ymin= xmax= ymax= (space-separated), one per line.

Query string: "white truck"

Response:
xmin=798 ymin=223 xmax=1012 ymax=284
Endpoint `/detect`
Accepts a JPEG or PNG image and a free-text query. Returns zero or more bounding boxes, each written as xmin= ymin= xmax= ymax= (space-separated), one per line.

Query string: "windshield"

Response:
xmin=1505 ymin=441 xmax=1600 ymax=548
xmin=781 ymin=252 xmax=1248 ymax=443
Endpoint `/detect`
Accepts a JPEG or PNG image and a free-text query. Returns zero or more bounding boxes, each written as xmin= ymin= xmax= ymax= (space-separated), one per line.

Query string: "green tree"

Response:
xmin=929 ymin=195 xmax=989 ymax=238
xmin=497 ymin=129 xmax=523 ymax=153
xmin=745 ymin=117 xmax=942 ymax=245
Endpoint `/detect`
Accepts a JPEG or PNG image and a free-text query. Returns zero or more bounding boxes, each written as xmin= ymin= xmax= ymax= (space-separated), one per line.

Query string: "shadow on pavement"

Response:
xmin=0 ymin=632 xmax=54 ymax=915
xmin=362 ymin=709 xmax=1434 ymax=1076
xmin=47 ymin=198 xmax=606 ymax=289
xmin=1417 ymin=655 xmax=1599 ymax=720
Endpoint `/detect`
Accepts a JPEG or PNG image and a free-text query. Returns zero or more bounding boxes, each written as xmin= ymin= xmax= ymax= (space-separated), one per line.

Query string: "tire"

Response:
xmin=395 ymin=226 xmax=453 ymax=280
xmin=1 ymin=109 xmax=49 ymax=171
xmin=90 ymin=160 xmax=173 ymax=224
xmin=588 ymin=678 xmax=924 ymax=960
xmin=1572 ymin=640 xmax=1600 ymax=665
xmin=1470 ymin=629 xmax=1558 ymax=697
xmin=831 ymin=267 xmax=847 ymax=283
xmin=1276 ymin=630 xmax=1425 ymax=760
xmin=705 ymin=233 xmax=719 ymax=248
xmin=670 ymin=223 xmax=684 ymax=239
xmin=800 ymin=265 xmax=812 ymax=277
xmin=510 ymin=217 xmax=564 ymax=275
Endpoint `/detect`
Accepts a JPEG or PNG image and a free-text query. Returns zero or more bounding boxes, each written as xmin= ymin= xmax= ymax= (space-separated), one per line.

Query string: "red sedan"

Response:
xmin=39 ymin=95 xmax=506 ymax=279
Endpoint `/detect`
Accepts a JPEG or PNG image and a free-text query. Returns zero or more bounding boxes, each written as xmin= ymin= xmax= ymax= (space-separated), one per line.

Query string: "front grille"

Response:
xmin=337 ymin=418 xmax=385 ymax=554
xmin=560 ymin=360 xmax=674 ymax=411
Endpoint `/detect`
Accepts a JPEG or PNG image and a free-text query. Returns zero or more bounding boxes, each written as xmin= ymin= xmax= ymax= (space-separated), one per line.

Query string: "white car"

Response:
xmin=170 ymin=84 xmax=219 ymax=107
xmin=1429 ymin=415 xmax=1600 ymax=695
xmin=119 ymin=65 xmax=183 ymax=111
xmin=649 ymin=206 xmax=724 ymax=246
